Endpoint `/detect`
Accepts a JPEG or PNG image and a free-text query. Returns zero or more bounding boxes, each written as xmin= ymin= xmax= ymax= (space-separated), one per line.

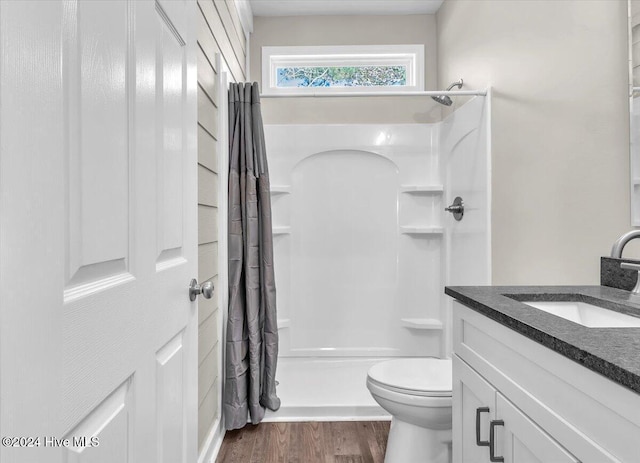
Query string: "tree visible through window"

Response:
xmin=262 ymin=45 xmax=424 ymax=94
xmin=276 ymin=66 xmax=407 ymax=88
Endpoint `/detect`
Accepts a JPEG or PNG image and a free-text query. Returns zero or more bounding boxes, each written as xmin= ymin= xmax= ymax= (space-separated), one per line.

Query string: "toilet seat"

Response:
xmin=367 ymin=358 xmax=452 ymax=397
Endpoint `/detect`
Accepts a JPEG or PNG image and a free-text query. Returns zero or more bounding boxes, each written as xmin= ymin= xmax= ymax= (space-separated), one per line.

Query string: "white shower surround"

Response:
xmin=263 ymin=95 xmax=491 ymax=421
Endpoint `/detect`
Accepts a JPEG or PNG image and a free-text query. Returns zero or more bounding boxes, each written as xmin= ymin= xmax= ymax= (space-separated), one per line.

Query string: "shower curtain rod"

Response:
xmin=259 ymin=89 xmax=487 ymax=98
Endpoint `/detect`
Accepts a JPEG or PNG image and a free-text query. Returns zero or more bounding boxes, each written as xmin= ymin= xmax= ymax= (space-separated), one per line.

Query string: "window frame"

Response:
xmin=261 ymin=44 xmax=425 ymax=95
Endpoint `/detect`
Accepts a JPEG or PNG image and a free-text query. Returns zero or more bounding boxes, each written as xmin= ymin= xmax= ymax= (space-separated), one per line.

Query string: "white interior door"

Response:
xmin=0 ymin=1 xmax=198 ymax=462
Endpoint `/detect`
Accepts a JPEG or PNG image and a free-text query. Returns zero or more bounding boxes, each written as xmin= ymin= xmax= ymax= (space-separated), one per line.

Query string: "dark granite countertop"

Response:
xmin=445 ymin=285 xmax=640 ymax=394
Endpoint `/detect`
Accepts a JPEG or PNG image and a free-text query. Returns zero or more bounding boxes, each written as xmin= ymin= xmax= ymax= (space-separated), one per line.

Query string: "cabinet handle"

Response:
xmin=475 ymin=407 xmax=490 ymax=447
xmin=489 ymin=419 xmax=505 ymax=462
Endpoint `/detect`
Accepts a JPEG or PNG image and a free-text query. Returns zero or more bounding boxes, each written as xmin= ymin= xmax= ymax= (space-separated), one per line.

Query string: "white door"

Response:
xmin=452 ymin=355 xmax=497 ymax=463
xmin=496 ymin=394 xmax=579 ymax=463
xmin=0 ymin=1 xmax=198 ymax=462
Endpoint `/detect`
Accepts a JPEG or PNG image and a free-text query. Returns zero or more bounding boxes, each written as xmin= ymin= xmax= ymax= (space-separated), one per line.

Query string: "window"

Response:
xmin=262 ymin=45 xmax=425 ymax=95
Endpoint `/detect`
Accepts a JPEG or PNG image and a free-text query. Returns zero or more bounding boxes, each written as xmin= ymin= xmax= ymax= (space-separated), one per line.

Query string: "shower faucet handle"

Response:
xmin=445 ymin=197 xmax=464 ymax=221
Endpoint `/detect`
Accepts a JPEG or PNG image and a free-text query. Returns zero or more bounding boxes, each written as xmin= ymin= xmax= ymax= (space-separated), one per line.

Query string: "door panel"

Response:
xmin=156 ymin=4 xmax=187 ymax=267
xmin=0 ymin=1 xmax=197 ymax=462
xmin=64 ymin=379 xmax=133 ymax=463
xmin=452 ymin=355 xmax=496 ymax=463
xmin=156 ymin=332 xmax=186 ymax=463
xmin=65 ymin=0 xmax=132 ymax=292
xmin=497 ymin=394 xmax=579 ymax=463
xmin=157 ymin=0 xmax=188 ymax=42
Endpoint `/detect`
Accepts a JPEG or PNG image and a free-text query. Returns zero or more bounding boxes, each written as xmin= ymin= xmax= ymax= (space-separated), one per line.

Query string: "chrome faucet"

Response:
xmin=612 ymin=230 xmax=640 ymax=296
xmin=610 ymin=230 xmax=640 ymax=258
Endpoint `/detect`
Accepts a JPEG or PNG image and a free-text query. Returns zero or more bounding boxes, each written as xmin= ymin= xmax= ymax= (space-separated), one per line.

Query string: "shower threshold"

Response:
xmin=263 ymin=357 xmax=392 ymax=422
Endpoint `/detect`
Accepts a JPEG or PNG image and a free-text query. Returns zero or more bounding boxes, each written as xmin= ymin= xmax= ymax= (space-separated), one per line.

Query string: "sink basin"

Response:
xmin=521 ymin=300 xmax=640 ymax=328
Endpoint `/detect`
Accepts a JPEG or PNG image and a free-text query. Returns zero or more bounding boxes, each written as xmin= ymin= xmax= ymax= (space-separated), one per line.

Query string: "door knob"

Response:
xmin=189 ymin=279 xmax=214 ymax=301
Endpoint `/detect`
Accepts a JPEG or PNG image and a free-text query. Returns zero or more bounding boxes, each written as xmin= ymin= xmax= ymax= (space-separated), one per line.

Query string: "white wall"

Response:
xmin=437 ymin=0 xmax=630 ymax=285
xmin=196 ymin=0 xmax=247 ymax=455
xmin=250 ymin=14 xmax=443 ymax=124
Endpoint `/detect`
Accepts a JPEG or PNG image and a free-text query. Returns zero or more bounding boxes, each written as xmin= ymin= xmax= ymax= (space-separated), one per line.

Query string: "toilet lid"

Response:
xmin=367 ymin=358 xmax=452 ymax=397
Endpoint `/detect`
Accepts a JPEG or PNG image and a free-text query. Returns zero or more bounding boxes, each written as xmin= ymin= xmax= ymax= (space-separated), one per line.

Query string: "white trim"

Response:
xmin=197 ymin=416 xmax=226 ymax=463
xmin=250 ymin=0 xmax=443 ymax=17
xmin=263 ymin=413 xmax=392 ymax=423
xmin=217 ymin=54 xmax=230 ymax=447
xmin=485 ymin=87 xmax=493 ymax=284
xmin=260 ymin=89 xmax=486 ymax=98
xmin=244 ymin=29 xmax=251 ymax=79
xmin=233 ymin=0 xmax=253 ymax=35
xmin=629 ymin=0 xmax=638 ymax=226
xmin=262 ymin=44 xmax=425 ymax=95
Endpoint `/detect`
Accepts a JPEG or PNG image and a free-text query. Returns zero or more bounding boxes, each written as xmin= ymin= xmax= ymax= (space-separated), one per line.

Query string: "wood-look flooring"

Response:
xmin=216 ymin=421 xmax=391 ymax=463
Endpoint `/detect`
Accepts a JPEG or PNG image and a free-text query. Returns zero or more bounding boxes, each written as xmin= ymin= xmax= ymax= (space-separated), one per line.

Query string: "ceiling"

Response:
xmin=249 ymin=0 xmax=445 ymax=17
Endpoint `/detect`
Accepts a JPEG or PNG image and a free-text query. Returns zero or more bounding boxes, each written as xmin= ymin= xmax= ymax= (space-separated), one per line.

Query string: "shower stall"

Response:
xmin=262 ymin=93 xmax=491 ymax=421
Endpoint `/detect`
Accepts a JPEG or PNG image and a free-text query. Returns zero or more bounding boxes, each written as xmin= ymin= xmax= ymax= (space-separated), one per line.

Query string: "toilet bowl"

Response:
xmin=366 ymin=358 xmax=452 ymax=463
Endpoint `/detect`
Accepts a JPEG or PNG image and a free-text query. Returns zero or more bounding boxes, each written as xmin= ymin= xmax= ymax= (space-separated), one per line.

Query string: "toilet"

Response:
xmin=366 ymin=358 xmax=452 ymax=463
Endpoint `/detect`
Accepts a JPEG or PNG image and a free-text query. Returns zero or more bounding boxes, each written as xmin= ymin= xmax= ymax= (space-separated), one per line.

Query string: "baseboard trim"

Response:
xmin=263 ymin=414 xmax=392 ymax=423
xmin=263 ymin=405 xmax=391 ymax=423
xmin=198 ymin=416 xmax=226 ymax=463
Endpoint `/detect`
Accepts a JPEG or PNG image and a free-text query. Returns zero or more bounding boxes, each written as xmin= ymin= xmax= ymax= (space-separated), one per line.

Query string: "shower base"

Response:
xmin=263 ymin=357 xmax=393 ymax=422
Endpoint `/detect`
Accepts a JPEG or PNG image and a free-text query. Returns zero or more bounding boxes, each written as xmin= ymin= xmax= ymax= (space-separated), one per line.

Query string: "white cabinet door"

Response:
xmin=454 ymin=356 xmax=580 ymax=463
xmin=0 ymin=1 xmax=197 ymax=462
xmin=495 ymin=394 xmax=579 ymax=463
xmin=453 ymin=355 xmax=496 ymax=463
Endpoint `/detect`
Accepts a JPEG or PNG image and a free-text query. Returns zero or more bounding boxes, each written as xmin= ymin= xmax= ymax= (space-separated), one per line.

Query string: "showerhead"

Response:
xmin=431 ymin=78 xmax=464 ymax=106
xmin=431 ymin=95 xmax=453 ymax=106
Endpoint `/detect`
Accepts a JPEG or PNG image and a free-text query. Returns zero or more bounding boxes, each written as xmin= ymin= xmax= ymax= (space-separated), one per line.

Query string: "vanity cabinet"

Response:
xmin=452 ymin=300 xmax=640 ymax=463
xmin=455 ymin=356 xmax=578 ymax=463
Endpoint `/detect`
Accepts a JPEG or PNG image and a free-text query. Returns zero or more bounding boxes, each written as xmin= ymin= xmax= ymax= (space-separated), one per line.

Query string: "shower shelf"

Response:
xmin=272 ymin=226 xmax=291 ymax=235
xmin=277 ymin=318 xmax=291 ymax=330
xmin=400 ymin=184 xmax=444 ymax=193
xmin=270 ymin=185 xmax=292 ymax=194
xmin=400 ymin=318 xmax=444 ymax=330
xmin=400 ymin=226 xmax=444 ymax=235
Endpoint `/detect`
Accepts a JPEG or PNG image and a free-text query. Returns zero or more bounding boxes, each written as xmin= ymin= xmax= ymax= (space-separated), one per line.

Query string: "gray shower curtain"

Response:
xmin=224 ymin=82 xmax=280 ymax=430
